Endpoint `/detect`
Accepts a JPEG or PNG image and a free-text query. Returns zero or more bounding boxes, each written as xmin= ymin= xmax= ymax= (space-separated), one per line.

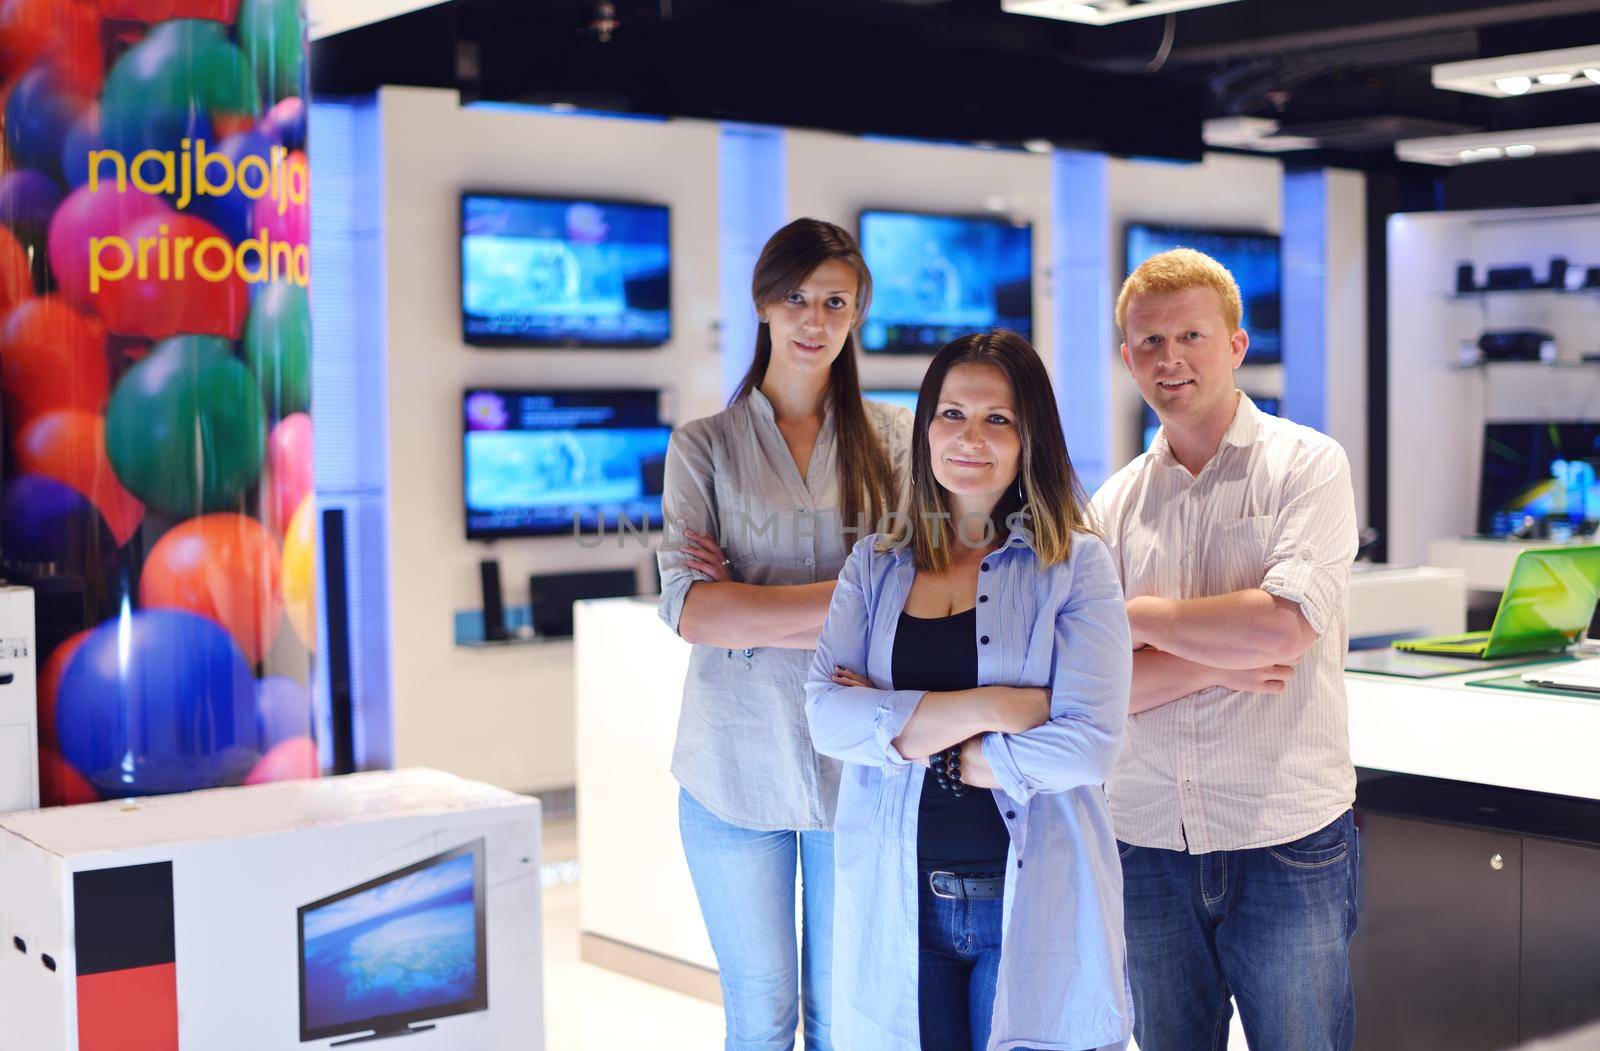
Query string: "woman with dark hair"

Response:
xmin=805 ymin=330 xmax=1133 ymax=1051
xmin=656 ymin=217 xmax=911 ymax=1050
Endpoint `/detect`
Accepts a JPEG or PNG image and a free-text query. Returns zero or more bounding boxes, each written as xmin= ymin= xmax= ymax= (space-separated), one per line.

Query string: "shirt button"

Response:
xmin=979 ymin=595 xmax=988 ymax=603
xmin=1006 ymin=810 xmax=1016 ymax=819
xmin=980 ymin=635 xmax=990 ymax=645
xmin=1016 ymin=858 xmax=1023 ymax=869
xmin=804 ymin=557 xmax=814 ymax=566
xmin=980 ymin=563 xmax=990 ymax=572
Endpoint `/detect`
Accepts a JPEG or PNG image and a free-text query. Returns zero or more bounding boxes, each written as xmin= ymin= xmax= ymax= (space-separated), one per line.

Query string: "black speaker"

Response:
xmin=480 ymin=558 xmax=507 ymax=641
xmin=321 ymin=507 xmax=356 ymax=775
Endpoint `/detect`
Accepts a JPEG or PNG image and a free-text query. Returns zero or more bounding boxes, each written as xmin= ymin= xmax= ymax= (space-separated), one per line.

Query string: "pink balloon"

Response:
xmin=266 ymin=411 xmax=312 ymax=535
xmin=243 ymin=735 xmax=318 ymax=785
xmin=47 ymin=185 xmax=174 ymax=313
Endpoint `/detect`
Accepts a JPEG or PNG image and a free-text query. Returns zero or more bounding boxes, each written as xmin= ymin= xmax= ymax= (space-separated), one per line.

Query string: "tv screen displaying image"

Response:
xmin=464 ymin=389 xmax=670 ymax=539
xmin=461 ymin=193 xmax=671 ymax=347
xmin=859 ymin=210 xmax=1032 ymax=354
xmin=1142 ymin=395 xmax=1279 ymax=452
xmin=1480 ymin=423 xmax=1600 ymax=539
xmin=298 ymin=840 xmax=487 ymax=1044
xmin=1125 ymin=223 xmax=1282 ymax=364
xmin=864 ymin=389 xmax=921 ymax=414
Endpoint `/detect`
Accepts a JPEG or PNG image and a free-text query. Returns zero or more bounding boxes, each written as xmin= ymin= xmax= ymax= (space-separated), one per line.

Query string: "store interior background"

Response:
xmin=298 ymin=1 xmax=1600 ymax=1046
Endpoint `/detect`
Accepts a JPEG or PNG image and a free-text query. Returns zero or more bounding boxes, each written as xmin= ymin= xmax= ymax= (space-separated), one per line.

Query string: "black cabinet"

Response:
xmin=1351 ymin=813 xmax=1522 ymax=1051
xmin=1352 ymin=775 xmax=1600 ymax=1050
xmin=1521 ymin=838 xmax=1600 ymax=1042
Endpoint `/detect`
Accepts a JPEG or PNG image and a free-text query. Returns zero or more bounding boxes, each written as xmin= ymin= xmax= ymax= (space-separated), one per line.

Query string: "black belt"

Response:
xmin=927 ymin=870 xmax=1006 ymax=900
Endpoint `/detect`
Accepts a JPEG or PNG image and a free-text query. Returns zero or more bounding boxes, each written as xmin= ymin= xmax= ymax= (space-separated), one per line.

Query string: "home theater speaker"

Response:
xmin=480 ymin=558 xmax=508 ymax=641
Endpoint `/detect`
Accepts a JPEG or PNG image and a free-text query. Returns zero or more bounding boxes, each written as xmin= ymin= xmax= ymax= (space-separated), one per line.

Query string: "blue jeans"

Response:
xmin=916 ymin=874 xmax=1069 ymax=1051
xmin=679 ymin=789 xmax=834 ymax=1051
xmin=1119 ymin=810 xmax=1359 ymax=1051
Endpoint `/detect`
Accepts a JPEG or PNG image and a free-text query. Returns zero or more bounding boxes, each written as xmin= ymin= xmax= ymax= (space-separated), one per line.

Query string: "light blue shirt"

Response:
xmin=805 ymin=530 xmax=1134 ymax=1051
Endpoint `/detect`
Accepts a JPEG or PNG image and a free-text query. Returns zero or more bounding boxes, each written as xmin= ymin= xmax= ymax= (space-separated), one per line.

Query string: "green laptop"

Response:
xmin=1394 ymin=546 xmax=1600 ymax=658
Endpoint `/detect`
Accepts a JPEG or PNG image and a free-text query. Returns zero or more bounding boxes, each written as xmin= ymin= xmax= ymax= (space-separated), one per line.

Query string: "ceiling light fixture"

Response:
xmin=1433 ymin=45 xmax=1600 ymax=98
xmin=1001 ymin=0 xmax=1243 ymax=27
xmin=1396 ymin=122 xmax=1600 ymax=166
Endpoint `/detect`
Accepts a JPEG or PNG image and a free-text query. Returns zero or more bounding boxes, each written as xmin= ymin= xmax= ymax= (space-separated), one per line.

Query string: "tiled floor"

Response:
xmin=539 ymin=814 xmax=1251 ymax=1050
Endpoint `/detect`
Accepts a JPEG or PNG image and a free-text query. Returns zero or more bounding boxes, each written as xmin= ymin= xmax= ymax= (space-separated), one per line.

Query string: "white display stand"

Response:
xmin=1348 ymin=564 xmax=1465 ymax=640
xmin=0 ymin=586 xmax=38 ymax=814
xmin=0 ymin=769 xmax=543 ymax=1051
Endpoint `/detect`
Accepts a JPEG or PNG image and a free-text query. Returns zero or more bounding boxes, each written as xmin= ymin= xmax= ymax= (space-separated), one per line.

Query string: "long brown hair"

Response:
xmin=731 ymin=218 xmax=897 ymax=538
xmin=885 ymin=330 xmax=1092 ymax=572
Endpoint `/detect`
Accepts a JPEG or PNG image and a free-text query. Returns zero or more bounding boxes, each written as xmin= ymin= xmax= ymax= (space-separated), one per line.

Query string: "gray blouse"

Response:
xmin=657 ymin=390 xmax=913 ymax=831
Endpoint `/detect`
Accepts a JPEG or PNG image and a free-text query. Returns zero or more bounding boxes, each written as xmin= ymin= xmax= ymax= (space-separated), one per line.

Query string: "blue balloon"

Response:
xmin=60 ymin=105 xmax=102 ymax=189
xmin=1 ymin=476 xmax=95 ymax=563
xmin=0 ymin=170 xmax=63 ymax=240
xmin=56 ymin=609 xmax=262 ymax=797
xmin=3 ymin=67 xmax=85 ymax=184
xmin=185 ymin=129 xmax=271 ymax=242
xmin=255 ymin=675 xmax=313 ymax=751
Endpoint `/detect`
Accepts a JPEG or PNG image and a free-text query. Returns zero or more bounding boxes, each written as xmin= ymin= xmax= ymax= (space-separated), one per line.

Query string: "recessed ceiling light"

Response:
xmin=1002 ymin=0 xmax=1243 ymax=26
xmin=1434 ymin=45 xmax=1600 ymax=98
xmin=1585 ymin=68 xmax=1600 ymax=85
xmin=1397 ymin=122 xmax=1600 ymax=166
xmin=1022 ymin=138 xmax=1054 ymax=154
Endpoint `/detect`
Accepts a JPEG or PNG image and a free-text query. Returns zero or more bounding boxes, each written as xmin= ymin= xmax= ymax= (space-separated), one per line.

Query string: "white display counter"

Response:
xmin=574 ymin=589 xmax=1600 ymax=994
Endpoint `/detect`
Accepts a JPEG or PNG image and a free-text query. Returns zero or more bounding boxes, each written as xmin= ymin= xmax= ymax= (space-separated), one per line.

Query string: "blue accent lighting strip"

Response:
xmin=718 ymin=125 xmax=787 ymax=401
xmin=1282 ymin=169 xmax=1327 ymax=432
xmin=1051 ymin=150 xmax=1114 ymax=490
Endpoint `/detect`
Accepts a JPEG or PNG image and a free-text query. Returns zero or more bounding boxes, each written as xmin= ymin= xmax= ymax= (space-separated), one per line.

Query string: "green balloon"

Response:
xmin=106 ymin=337 xmax=267 ymax=515
xmin=101 ymin=20 xmax=261 ymax=142
xmin=239 ymin=0 xmax=308 ymax=107
xmin=244 ymin=282 xmax=311 ymax=417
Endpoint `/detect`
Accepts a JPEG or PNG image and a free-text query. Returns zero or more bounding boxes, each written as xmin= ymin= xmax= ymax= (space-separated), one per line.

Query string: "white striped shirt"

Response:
xmin=1090 ymin=394 xmax=1358 ymax=854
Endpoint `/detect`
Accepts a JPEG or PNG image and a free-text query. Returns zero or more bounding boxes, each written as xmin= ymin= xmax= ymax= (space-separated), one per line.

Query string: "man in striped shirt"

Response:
xmin=1091 ymin=248 xmax=1360 ymax=1051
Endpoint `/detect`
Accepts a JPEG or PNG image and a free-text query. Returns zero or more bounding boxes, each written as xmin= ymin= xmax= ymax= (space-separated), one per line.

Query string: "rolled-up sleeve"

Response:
xmin=1259 ymin=440 xmax=1358 ymax=638
xmin=983 ymin=538 xmax=1131 ymax=805
xmin=805 ymin=539 xmax=925 ymax=768
xmin=656 ymin=423 xmax=718 ymax=637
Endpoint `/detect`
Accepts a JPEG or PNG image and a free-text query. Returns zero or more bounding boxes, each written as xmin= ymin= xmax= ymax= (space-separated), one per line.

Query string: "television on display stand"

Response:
xmin=297 ymin=840 xmax=488 ymax=1046
xmin=858 ymin=209 xmax=1033 ymax=354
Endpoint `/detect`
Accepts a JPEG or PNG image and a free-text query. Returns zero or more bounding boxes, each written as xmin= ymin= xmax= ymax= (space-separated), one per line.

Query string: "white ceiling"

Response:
xmin=307 ymin=0 xmax=447 ymax=40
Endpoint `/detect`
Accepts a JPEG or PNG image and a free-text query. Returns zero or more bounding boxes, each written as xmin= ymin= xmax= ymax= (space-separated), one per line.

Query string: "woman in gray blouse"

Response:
xmin=656 ymin=218 xmax=912 ymax=1051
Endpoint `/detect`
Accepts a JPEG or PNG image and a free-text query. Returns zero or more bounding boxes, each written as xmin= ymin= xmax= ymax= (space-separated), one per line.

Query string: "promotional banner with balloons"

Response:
xmin=0 ymin=0 xmax=314 ymax=804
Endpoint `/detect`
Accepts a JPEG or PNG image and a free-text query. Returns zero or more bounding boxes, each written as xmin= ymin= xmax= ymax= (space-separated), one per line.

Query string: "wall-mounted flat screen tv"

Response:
xmin=1142 ymin=395 xmax=1280 ymax=452
xmin=298 ymin=839 xmax=487 ymax=1045
xmin=858 ymin=209 xmax=1033 ymax=354
xmin=463 ymin=388 xmax=670 ymax=540
xmin=1124 ymin=223 xmax=1282 ymax=365
xmin=1480 ymin=422 xmax=1600 ymax=538
xmin=460 ymin=193 xmax=671 ymax=347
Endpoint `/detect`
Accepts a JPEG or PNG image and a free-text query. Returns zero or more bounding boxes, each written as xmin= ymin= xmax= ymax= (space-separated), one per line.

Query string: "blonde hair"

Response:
xmin=1115 ymin=247 xmax=1242 ymax=336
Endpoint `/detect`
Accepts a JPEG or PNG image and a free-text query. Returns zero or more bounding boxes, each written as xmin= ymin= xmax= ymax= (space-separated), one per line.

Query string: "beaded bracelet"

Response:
xmin=929 ymin=745 xmax=969 ymax=798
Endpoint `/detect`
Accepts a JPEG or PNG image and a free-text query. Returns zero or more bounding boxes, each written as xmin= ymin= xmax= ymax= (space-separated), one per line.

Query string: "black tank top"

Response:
xmin=892 ymin=607 xmax=1011 ymax=872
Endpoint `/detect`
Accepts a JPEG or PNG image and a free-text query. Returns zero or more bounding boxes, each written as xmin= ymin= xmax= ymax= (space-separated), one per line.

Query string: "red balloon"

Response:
xmin=243 ymin=735 xmax=317 ymax=785
xmin=0 ymin=297 xmax=109 ymax=427
xmin=265 ymin=412 xmax=312 ymax=535
xmin=0 ymin=0 xmax=102 ymax=86
xmin=47 ymin=185 xmax=173 ymax=314
xmin=36 ymin=629 xmax=90 ymax=750
xmin=0 ymin=224 xmax=29 ymax=315
xmin=15 ymin=409 xmax=144 ymax=544
xmin=95 ymin=0 xmax=239 ymax=21
xmin=94 ymin=212 xmax=250 ymax=339
xmin=39 ymin=746 xmax=100 ymax=806
xmin=250 ymin=149 xmax=309 ymax=248
xmin=139 ymin=512 xmax=283 ymax=665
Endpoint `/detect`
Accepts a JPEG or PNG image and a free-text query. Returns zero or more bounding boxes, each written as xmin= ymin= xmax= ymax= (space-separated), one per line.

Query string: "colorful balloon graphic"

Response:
xmin=55 ymin=608 xmax=261 ymax=796
xmin=281 ymin=491 xmax=315 ymax=650
xmin=0 ymin=295 xmax=109 ymax=427
xmin=6 ymin=0 xmax=314 ymax=803
xmin=104 ymin=335 xmax=266 ymax=513
xmin=15 ymin=409 xmax=145 ymax=544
